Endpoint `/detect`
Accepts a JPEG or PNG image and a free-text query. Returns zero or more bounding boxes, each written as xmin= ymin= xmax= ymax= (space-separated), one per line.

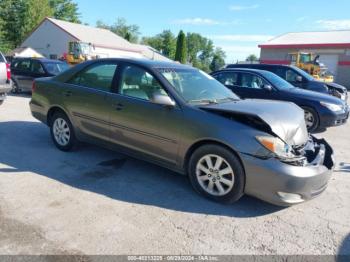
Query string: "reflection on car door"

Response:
xmin=107 ymin=64 xmax=182 ymax=164
xmin=65 ymin=62 xmax=118 ymax=143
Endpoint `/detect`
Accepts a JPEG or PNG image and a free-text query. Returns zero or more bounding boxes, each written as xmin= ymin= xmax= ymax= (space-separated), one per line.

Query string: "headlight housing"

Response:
xmin=256 ymin=136 xmax=295 ymax=159
xmin=320 ymin=101 xmax=343 ymax=112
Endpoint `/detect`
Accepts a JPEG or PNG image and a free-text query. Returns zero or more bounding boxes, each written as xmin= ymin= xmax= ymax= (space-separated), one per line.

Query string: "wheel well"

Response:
xmin=47 ymin=107 xmax=67 ymax=126
xmin=184 ymin=140 xmax=245 ymax=175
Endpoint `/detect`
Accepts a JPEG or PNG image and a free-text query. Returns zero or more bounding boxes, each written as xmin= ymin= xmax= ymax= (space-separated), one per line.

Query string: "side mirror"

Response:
xmin=152 ymin=93 xmax=176 ymax=107
xmin=263 ymin=84 xmax=273 ymax=91
xmin=296 ymin=76 xmax=303 ymax=82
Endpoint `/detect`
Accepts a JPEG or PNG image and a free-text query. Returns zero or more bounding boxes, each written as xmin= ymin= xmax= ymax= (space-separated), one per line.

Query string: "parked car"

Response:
xmin=226 ymin=64 xmax=348 ymax=101
xmin=30 ymin=59 xmax=335 ymax=206
xmin=11 ymin=58 xmax=70 ymax=93
xmin=0 ymin=51 xmax=12 ymax=105
xmin=212 ymin=68 xmax=349 ymax=132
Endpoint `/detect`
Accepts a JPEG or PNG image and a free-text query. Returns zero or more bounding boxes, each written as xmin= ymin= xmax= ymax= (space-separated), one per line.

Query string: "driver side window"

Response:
xmin=120 ymin=65 xmax=168 ymax=101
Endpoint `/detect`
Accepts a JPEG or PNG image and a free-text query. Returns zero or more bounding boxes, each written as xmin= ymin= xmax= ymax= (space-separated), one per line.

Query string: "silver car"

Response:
xmin=30 ymin=59 xmax=335 ymax=206
xmin=0 ymin=52 xmax=12 ymax=105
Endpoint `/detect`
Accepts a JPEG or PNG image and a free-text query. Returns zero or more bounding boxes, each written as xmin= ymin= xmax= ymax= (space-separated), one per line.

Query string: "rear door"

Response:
xmin=107 ymin=64 xmax=182 ymax=164
xmin=64 ymin=61 xmax=118 ymax=143
xmin=213 ymin=71 xmax=241 ymax=94
xmin=234 ymin=72 xmax=272 ymax=99
xmin=11 ymin=59 xmax=33 ymax=91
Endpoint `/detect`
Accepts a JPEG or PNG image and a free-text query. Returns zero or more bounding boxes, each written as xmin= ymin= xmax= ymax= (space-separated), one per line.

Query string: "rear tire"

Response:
xmin=302 ymin=107 xmax=319 ymax=133
xmin=188 ymin=144 xmax=245 ymax=204
xmin=11 ymin=81 xmax=20 ymax=94
xmin=50 ymin=112 xmax=77 ymax=151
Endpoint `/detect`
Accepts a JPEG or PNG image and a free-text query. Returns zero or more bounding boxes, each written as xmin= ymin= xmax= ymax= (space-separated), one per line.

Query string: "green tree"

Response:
xmin=0 ymin=0 xmax=52 ymax=50
xmin=142 ymin=30 xmax=176 ymax=59
xmin=97 ymin=18 xmax=140 ymax=43
xmin=175 ymin=30 xmax=187 ymax=64
xmin=49 ymin=0 xmax=80 ymax=23
xmin=246 ymin=54 xmax=259 ymax=63
xmin=210 ymin=48 xmax=226 ymax=72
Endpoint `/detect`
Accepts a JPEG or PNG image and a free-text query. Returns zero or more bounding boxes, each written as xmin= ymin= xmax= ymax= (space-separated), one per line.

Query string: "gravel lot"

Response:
xmin=0 ymin=95 xmax=349 ymax=256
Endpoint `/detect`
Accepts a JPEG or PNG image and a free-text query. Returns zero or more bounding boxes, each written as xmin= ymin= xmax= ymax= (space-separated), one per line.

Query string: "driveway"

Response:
xmin=0 ymin=95 xmax=349 ymax=256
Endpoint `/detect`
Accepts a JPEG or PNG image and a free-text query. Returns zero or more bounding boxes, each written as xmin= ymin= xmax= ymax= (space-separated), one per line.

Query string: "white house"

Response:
xmin=20 ymin=17 xmax=171 ymax=62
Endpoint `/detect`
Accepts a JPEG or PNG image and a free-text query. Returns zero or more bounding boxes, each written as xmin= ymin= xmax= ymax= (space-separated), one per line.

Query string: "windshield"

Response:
xmin=290 ymin=66 xmax=314 ymax=81
xmin=159 ymin=68 xmax=240 ymax=104
xmin=261 ymin=71 xmax=295 ymax=90
xmin=44 ymin=62 xmax=70 ymax=75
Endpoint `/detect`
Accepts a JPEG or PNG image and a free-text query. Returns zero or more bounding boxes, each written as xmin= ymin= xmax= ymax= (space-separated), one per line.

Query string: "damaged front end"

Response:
xmin=274 ymin=136 xmax=335 ymax=170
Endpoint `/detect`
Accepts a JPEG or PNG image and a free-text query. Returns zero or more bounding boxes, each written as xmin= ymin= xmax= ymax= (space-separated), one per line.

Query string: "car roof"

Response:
xmin=227 ymin=63 xmax=292 ymax=68
xmin=86 ymin=58 xmax=192 ymax=70
xmin=12 ymin=57 xmax=66 ymax=63
xmin=213 ymin=68 xmax=269 ymax=74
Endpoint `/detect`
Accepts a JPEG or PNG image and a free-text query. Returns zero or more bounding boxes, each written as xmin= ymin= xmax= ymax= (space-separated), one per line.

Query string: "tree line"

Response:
xmin=0 ymin=0 xmax=226 ymax=71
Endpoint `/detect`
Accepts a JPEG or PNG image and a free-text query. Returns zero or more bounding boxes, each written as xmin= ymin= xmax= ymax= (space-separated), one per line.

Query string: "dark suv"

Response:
xmin=226 ymin=64 xmax=348 ymax=101
xmin=11 ymin=58 xmax=70 ymax=93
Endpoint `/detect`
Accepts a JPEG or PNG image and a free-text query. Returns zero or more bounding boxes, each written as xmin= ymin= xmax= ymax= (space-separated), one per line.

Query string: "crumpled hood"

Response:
xmin=202 ymin=99 xmax=309 ymax=146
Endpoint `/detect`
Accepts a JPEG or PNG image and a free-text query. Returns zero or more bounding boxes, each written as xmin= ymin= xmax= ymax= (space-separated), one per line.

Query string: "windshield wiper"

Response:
xmin=189 ymin=99 xmax=219 ymax=105
xmin=216 ymin=97 xmax=239 ymax=102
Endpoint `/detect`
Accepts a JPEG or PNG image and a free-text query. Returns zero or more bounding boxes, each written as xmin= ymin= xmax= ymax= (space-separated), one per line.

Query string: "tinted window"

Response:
xmin=44 ymin=62 xmax=70 ymax=75
xmin=31 ymin=60 xmax=45 ymax=74
xmin=17 ymin=60 xmax=31 ymax=72
xmin=68 ymin=63 xmax=117 ymax=92
xmin=120 ymin=65 xmax=168 ymax=101
xmin=215 ymin=72 xmax=239 ymax=86
xmin=240 ymin=73 xmax=268 ymax=89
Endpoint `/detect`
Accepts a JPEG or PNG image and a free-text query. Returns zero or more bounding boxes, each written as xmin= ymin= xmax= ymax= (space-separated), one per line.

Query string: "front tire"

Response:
xmin=188 ymin=144 xmax=245 ymax=204
xmin=50 ymin=112 xmax=77 ymax=151
xmin=302 ymin=107 xmax=319 ymax=133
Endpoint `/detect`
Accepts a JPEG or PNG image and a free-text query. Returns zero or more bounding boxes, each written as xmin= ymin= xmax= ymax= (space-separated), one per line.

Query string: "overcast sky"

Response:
xmin=75 ymin=0 xmax=350 ymax=62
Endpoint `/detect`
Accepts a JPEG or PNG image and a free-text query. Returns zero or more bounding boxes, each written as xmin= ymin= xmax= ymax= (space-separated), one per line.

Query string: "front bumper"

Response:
xmin=320 ymin=106 xmax=349 ymax=128
xmin=242 ymin=137 xmax=334 ymax=206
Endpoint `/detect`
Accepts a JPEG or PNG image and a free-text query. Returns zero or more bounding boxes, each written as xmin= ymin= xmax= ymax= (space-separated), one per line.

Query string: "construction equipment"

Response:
xmin=288 ymin=52 xmax=334 ymax=83
xmin=65 ymin=41 xmax=98 ymax=65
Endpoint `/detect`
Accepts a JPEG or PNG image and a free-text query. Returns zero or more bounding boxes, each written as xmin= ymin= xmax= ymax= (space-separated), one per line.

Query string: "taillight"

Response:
xmin=32 ymin=81 xmax=36 ymax=93
xmin=6 ymin=63 xmax=11 ymax=80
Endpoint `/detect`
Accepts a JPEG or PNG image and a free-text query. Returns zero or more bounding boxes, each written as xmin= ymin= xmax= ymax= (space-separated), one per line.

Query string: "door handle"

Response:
xmin=63 ymin=91 xmax=73 ymax=97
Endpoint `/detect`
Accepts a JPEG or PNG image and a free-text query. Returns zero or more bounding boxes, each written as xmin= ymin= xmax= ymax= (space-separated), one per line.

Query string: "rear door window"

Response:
xmin=17 ymin=60 xmax=31 ymax=72
xmin=214 ymin=72 xmax=239 ymax=87
xmin=68 ymin=63 xmax=118 ymax=92
xmin=240 ymin=73 xmax=268 ymax=89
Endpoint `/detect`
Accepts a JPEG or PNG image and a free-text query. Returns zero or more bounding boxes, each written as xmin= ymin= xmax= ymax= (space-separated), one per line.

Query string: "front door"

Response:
xmin=64 ymin=62 xmax=118 ymax=143
xmin=107 ymin=64 xmax=182 ymax=164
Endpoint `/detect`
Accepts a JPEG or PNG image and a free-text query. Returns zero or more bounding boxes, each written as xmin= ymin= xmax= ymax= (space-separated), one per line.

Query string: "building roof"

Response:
xmin=259 ymin=30 xmax=350 ymax=49
xmin=46 ymin=17 xmax=141 ymax=52
xmin=7 ymin=47 xmax=44 ymax=58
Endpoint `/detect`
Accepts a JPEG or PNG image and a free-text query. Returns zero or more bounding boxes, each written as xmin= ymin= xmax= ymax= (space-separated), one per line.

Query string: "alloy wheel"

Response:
xmin=304 ymin=110 xmax=315 ymax=129
xmin=53 ymin=118 xmax=71 ymax=146
xmin=195 ymin=154 xmax=235 ymax=196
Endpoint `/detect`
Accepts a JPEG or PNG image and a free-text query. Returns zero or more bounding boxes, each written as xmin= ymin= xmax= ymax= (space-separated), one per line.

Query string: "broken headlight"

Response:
xmin=256 ymin=136 xmax=295 ymax=159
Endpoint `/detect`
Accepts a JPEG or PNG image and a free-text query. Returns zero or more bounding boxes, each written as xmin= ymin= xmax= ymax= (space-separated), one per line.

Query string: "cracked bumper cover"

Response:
xmin=241 ymin=137 xmax=335 ymax=206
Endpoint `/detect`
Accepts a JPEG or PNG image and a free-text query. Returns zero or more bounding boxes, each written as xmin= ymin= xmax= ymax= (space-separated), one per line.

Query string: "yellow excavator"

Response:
xmin=65 ymin=41 xmax=97 ymax=65
xmin=288 ymin=52 xmax=334 ymax=83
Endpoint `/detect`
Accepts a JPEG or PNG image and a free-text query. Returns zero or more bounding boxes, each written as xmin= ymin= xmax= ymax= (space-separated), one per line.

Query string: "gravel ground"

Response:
xmin=0 ymin=95 xmax=349 ymax=256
